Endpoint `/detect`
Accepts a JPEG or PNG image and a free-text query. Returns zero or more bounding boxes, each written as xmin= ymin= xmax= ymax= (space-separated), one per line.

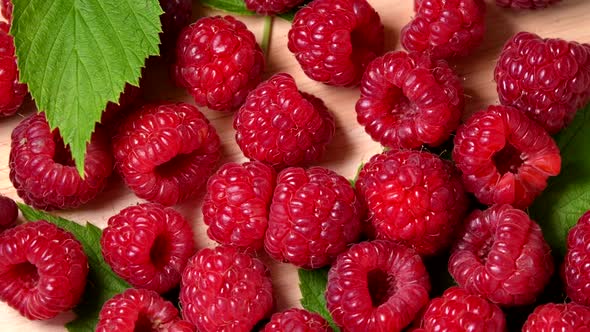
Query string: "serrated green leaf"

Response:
xmin=200 ymin=0 xmax=299 ymax=21
xmin=11 ymin=0 xmax=162 ymax=176
xmin=298 ymin=268 xmax=339 ymax=331
xmin=530 ymin=104 xmax=590 ymax=257
xmin=18 ymin=204 xmax=130 ymax=332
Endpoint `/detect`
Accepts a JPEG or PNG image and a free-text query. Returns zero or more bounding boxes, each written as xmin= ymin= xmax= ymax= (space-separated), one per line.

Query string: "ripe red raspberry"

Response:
xmin=0 ymin=221 xmax=88 ymax=320
xmin=180 ymin=246 xmax=274 ymax=332
xmin=401 ymin=0 xmax=486 ymax=60
xmin=496 ymin=0 xmax=562 ymax=9
xmin=0 ymin=26 xmax=27 ymax=117
xmin=356 ymin=51 xmax=464 ymax=149
xmin=449 ymin=204 xmax=554 ymax=306
xmin=101 ymin=203 xmax=195 ymax=294
xmin=413 ymin=286 xmax=506 ymax=332
xmin=113 ymin=102 xmax=221 ymax=206
xmin=522 ymin=303 xmax=590 ymax=332
xmin=288 ymin=0 xmax=385 ymax=87
xmin=203 ymin=161 xmax=276 ymax=251
xmin=263 ymin=308 xmax=333 ymax=332
xmin=564 ymin=210 xmax=590 ymax=306
xmin=453 ymin=105 xmax=561 ymax=209
xmin=0 ymin=195 xmax=17 ymax=231
xmin=244 ymin=0 xmax=305 ymax=15
xmin=173 ymin=16 xmax=264 ymax=111
xmin=234 ymin=73 xmax=335 ymax=169
xmin=159 ymin=0 xmax=192 ymax=49
xmin=9 ymin=113 xmax=113 ymax=210
xmin=265 ymin=166 xmax=363 ymax=268
xmin=97 ymin=288 xmax=196 ymax=332
xmin=355 ymin=150 xmax=468 ymax=256
xmin=326 ymin=240 xmax=430 ymax=331
xmin=494 ymin=32 xmax=590 ymax=134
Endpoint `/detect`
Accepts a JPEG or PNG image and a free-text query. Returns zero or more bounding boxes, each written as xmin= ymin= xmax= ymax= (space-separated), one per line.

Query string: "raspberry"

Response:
xmin=496 ymin=0 xmax=562 ymax=9
xmin=173 ymin=16 xmax=264 ymax=111
xmin=0 ymin=221 xmax=88 ymax=320
xmin=159 ymin=0 xmax=192 ymax=49
xmin=265 ymin=166 xmax=363 ymax=268
xmin=0 ymin=195 xmax=17 ymax=231
xmin=263 ymin=308 xmax=333 ymax=332
xmin=413 ymin=286 xmax=506 ymax=332
xmin=234 ymin=73 xmax=335 ymax=169
xmin=113 ymin=102 xmax=221 ymax=206
xmin=9 ymin=113 xmax=113 ymax=210
xmin=564 ymin=210 xmax=590 ymax=306
xmin=180 ymin=246 xmax=274 ymax=331
xmin=101 ymin=203 xmax=194 ymax=294
xmin=0 ymin=25 xmax=27 ymax=117
xmin=1 ymin=0 xmax=12 ymax=23
xmin=288 ymin=0 xmax=385 ymax=87
xmin=494 ymin=32 xmax=590 ymax=134
xmin=203 ymin=161 xmax=276 ymax=251
xmin=326 ymin=240 xmax=430 ymax=331
xmin=356 ymin=51 xmax=464 ymax=149
xmin=449 ymin=204 xmax=554 ymax=306
xmin=401 ymin=0 xmax=486 ymax=60
xmin=96 ymin=288 xmax=196 ymax=332
xmin=522 ymin=303 xmax=590 ymax=332
xmin=100 ymin=84 xmax=141 ymax=125
xmin=244 ymin=0 xmax=305 ymax=15
xmin=452 ymin=105 xmax=561 ymax=209
xmin=355 ymin=150 xmax=468 ymax=256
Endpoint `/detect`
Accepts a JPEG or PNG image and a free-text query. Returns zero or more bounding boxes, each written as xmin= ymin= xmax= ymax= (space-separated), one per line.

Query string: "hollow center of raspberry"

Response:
xmin=12 ymin=262 xmax=39 ymax=289
xmin=150 ymin=234 xmax=171 ymax=270
xmin=493 ymin=143 xmax=524 ymax=175
xmin=133 ymin=314 xmax=156 ymax=332
xmin=52 ymin=133 xmax=75 ymax=166
xmin=367 ymin=269 xmax=396 ymax=307
xmin=384 ymin=88 xmax=417 ymax=120
xmin=477 ymin=237 xmax=494 ymax=264
xmin=155 ymin=152 xmax=195 ymax=178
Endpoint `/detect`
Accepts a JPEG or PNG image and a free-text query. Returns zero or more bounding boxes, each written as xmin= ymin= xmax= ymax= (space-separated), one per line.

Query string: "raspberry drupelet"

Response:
xmin=9 ymin=113 xmax=113 ymax=210
xmin=245 ymin=0 xmax=305 ymax=15
xmin=453 ymin=105 xmax=561 ymax=209
xmin=522 ymin=303 xmax=590 ymax=332
xmin=113 ymin=102 xmax=221 ymax=206
xmin=263 ymin=308 xmax=333 ymax=332
xmin=288 ymin=0 xmax=385 ymax=87
xmin=356 ymin=51 xmax=464 ymax=150
xmin=563 ymin=210 xmax=590 ymax=306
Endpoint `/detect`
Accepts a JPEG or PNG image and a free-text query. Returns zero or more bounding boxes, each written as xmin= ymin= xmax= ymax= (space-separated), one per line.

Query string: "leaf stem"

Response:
xmin=261 ymin=15 xmax=273 ymax=59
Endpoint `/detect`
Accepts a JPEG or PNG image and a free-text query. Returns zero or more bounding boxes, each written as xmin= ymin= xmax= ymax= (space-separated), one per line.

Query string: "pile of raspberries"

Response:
xmin=2 ymin=0 xmax=590 ymax=331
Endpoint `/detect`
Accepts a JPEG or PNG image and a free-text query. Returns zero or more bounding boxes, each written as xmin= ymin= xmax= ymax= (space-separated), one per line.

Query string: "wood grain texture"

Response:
xmin=0 ymin=0 xmax=589 ymax=330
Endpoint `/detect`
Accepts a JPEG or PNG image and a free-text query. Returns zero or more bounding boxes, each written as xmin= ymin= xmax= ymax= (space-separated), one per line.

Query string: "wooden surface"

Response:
xmin=1 ymin=0 xmax=590 ymax=330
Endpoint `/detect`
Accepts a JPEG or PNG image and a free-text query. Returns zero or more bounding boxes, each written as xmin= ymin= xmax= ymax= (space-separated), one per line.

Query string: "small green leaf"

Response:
xmin=18 ymin=204 xmax=130 ymax=332
xmin=200 ymin=0 xmax=300 ymax=21
xmin=298 ymin=268 xmax=339 ymax=331
xmin=11 ymin=0 xmax=162 ymax=175
xmin=530 ymin=104 xmax=590 ymax=257
xmin=349 ymin=162 xmax=365 ymax=187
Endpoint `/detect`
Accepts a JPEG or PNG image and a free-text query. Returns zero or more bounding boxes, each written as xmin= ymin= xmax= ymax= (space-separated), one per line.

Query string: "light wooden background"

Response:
xmin=1 ymin=0 xmax=589 ymax=330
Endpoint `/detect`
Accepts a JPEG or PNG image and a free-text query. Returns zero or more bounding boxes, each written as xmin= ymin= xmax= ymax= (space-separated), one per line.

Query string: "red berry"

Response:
xmin=0 ymin=221 xmax=88 ymax=320
xmin=265 ymin=166 xmax=363 ymax=268
xmin=449 ymin=204 xmax=554 ymax=306
xmin=356 ymin=150 xmax=468 ymax=256
xmin=113 ymin=102 xmax=221 ymax=206
xmin=9 ymin=113 xmax=113 ymax=210
xmin=564 ymin=210 xmax=590 ymax=306
xmin=203 ymin=161 xmax=276 ymax=251
xmin=244 ymin=0 xmax=305 ymax=15
xmin=453 ymin=105 xmax=561 ymax=209
xmin=0 ymin=195 xmax=17 ymax=231
xmin=180 ymin=246 xmax=274 ymax=332
xmin=494 ymin=32 xmax=590 ymax=134
xmin=356 ymin=51 xmax=464 ymax=149
xmin=288 ymin=0 xmax=384 ymax=87
xmin=263 ymin=308 xmax=333 ymax=332
xmin=101 ymin=203 xmax=195 ymax=294
xmin=234 ymin=73 xmax=335 ymax=169
xmin=159 ymin=0 xmax=192 ymax=49
xmin=326 ymin=240 xmax=431 ymax=332
xmin=401 ymin=0 xmax=486 ymax=60
xmin=1 ymin=0 xmax=12 ymax=23
xmin=522 ymin=303 xmax=590 ymax=332
xmin=96 ymin=288 xmax=196 ymax=332
xmin=496 ymin=0 xmax=562 ymax=9
xmin=413 ymin=286 xmax=506 ymax=332
xmin=0 ymin=25 xmax=27 ymax=117
xmin=173 ymin=16 xmax=265 ymax=111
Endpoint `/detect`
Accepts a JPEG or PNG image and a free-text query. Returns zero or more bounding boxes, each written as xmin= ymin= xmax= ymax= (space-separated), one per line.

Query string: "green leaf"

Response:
xmin=349 ymin=162 xmax=365 ymax=187
xmin=200 ymin=0 xmax=300 ymax=21
xmin=11 ymin=0 xmax=162 ymax=176
xmin=298 ymin=268 xmax=339 ymax=331
xmin=18 ymin=204 xmax=130 ymax=332
xmin=530 ymin=104 xmax=590 ymax=257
